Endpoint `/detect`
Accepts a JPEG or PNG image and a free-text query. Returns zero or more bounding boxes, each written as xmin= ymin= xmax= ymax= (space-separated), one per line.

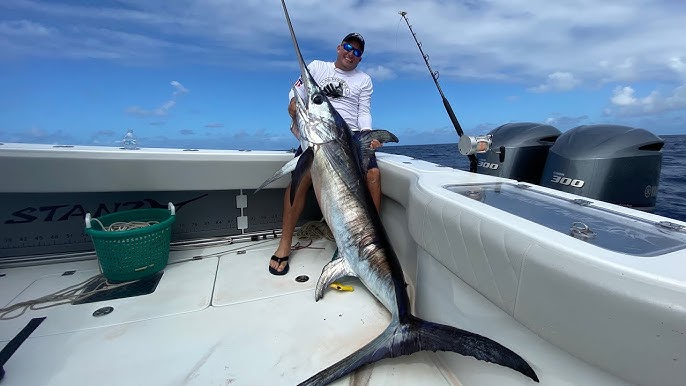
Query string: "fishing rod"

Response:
xmin=399 ymin=11 xmax=478 ymax=173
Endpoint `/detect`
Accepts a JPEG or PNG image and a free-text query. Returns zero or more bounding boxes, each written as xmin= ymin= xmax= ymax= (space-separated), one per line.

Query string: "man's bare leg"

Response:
xmin=269 ymin=171 xmax=313 ymax=273
xmin=366 ymin=167 xmax=381 ymax=213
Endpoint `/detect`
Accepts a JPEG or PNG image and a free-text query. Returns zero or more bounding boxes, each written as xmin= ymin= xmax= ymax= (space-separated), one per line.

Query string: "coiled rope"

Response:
xmin=295 ymin=220 xmax=334 ymax=241
xmin=90 ymin=218 xmax=159 ymax=232
xmin=0 ymin=219 xmax=161 ymax=320
xmin=0 ymin=274 xmax=136 ymax=320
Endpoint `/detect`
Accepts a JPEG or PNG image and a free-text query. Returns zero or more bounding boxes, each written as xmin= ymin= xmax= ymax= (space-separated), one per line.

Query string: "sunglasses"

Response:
xmin=342 ymin=42 xmax=362 ymax=58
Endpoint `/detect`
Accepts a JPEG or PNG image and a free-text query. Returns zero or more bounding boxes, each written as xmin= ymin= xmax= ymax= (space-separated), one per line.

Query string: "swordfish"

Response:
xmin=260 ymin=1 xmax=541 ymax=384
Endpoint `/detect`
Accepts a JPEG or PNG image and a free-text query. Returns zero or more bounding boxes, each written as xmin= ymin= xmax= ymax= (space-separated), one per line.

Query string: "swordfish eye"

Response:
xmin=312 ymin=93 xmax=324 ymax=105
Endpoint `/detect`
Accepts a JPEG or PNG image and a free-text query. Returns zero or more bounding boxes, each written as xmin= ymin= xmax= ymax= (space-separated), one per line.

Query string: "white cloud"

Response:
xmin=603 ymin=55 xmax=686 ymax=119
xmin=2 ymin=0 xmax=685 ymax=141
xmin=599 ymin=57 xmax=639 ymax=83
xmin=126 ymin=80 xmax=189 ymax=117
xmin=2 ymin=0 xmax=684 ymax=88
xmin=364 ymin=65 xmax=396 ymax=81
xmin=611 ymin=86 xmax=640 ymax=106
xmin=668 ymin=57 xmax=685 ymax=76
xmin=608 ymin=84 xmax=686 ymax=116
xmin=170 ymin=80 xmax=188 ymax=96
xmin=544 ymin=115 xmax=589 ymax=129
xmin=529 ymin=72 xmax=581 ymax=93
xmin=0 ymin=19 xmax=50 ymax=36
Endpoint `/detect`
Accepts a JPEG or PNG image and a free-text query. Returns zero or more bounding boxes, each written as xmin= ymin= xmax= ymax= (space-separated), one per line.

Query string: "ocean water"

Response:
xmin=381 ymin=134 xmax=686 ymax=223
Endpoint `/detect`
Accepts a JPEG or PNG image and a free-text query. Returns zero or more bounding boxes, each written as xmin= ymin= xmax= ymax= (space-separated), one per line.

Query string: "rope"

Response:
xmin=90 ymin=218 xmax=159 ymax=232
xmin=0 ymin=223 xmax=332 ymax=320
xmin=0 ymin=274 xmax=137 ymax=320
xmin=295 ymin=220 xmax=334 ymax=241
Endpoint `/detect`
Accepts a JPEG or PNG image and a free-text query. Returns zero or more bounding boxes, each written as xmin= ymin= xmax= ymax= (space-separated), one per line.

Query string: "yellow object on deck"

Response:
xmin=329 ymin=282 xmax=354 ymax=292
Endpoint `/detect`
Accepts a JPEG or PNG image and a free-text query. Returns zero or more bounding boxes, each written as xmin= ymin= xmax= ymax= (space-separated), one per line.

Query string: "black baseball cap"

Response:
xmin=343 ymin=32 xmax=365 ymax=53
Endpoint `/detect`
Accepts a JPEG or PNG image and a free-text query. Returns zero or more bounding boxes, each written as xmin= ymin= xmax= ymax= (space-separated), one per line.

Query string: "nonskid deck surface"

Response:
xmin=0 ymin=237 xmax=455 ymax=385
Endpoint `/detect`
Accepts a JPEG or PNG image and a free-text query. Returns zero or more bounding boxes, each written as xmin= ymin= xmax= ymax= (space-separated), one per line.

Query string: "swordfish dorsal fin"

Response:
xmin=355 ymin=130 xmax=399 ymax=173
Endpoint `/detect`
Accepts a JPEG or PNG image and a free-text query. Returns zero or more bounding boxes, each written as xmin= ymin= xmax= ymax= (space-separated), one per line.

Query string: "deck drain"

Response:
xmin=93 ymin=306 xmax=114 ymax=317
xmin=295 ymin=275 xmax=309 ymax=283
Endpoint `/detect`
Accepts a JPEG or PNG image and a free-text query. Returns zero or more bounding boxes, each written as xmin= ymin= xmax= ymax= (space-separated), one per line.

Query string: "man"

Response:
xmin=269 ymin=32 xmax=382 ymax=275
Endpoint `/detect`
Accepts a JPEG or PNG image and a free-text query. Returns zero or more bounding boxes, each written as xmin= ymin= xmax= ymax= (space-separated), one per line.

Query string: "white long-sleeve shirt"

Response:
xmin=289 ymin=60 xmax=373 ymax=131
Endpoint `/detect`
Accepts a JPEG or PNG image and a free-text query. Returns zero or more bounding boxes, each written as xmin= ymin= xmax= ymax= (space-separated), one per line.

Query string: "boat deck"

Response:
xmin=0 ymin=236 xmax=457 ymax=386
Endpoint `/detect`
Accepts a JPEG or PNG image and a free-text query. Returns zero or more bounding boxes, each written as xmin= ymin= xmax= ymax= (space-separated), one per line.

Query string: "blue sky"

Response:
xmin=1 ymin=0 xmax=685 ymax=150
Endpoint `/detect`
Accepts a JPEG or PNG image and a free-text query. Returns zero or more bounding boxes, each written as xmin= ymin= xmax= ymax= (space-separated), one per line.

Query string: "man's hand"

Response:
xmin=322 ymin=82 xmax=343 ymax=98
xmin=370 ymin=139 xmax=382 ymax=149
xmin=288 ymin=98 xmax=300 ymax=139
xmin=288 ymin=98 xmax=296 ymax=119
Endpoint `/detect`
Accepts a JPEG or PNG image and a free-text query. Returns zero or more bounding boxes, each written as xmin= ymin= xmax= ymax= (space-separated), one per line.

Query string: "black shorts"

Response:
xmin=294 ymin=131 xmax=378 ymax=169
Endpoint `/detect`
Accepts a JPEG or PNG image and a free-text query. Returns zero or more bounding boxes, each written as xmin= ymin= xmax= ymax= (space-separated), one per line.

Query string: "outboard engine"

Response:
xmin=540 ymin=124 xmax=664 ymax=210
xmin=459 ymin=122 xmax=561 ymax=183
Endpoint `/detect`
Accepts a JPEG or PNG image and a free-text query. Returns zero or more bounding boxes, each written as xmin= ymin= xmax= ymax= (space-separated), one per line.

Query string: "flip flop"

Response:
xmin=268 ymin=255 xmax=290 ymax=276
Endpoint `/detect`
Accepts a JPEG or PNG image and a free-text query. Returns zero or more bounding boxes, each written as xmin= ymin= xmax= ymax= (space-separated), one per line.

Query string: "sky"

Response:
xmin=0 ymin=0 xmax=685 ymax=150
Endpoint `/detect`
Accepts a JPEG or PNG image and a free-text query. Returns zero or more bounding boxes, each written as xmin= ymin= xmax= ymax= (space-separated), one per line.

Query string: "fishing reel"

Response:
xmin=458 ymin=134 xmax=493 ymax=156
xmin=458 ymin=134 xmax=506 ymax=164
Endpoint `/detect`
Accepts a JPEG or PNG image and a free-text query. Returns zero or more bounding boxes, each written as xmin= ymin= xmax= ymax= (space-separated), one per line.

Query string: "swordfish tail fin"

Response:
xmin=298 ymin=315 xmax=539 ymax=386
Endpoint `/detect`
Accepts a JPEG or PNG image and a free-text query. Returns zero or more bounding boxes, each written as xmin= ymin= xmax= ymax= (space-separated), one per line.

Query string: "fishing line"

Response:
xmin=395 ymin=13 xmax=404 ymax=52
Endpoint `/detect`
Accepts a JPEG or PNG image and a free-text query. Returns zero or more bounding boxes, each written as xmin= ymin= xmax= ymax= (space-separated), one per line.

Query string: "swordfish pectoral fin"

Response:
xmin=254 ymin=153 xmax=303 ymax=193
xmin=254 ymin=144 xmax=313 ymax=197
xmin=314 ymin=256 xmax=357 ymax=301
xmin=355 ymin=129 xmax=399 ymax=173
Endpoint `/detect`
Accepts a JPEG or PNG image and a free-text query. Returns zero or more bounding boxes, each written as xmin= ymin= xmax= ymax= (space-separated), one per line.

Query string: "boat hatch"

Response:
xmin=446 ymin=183 xmax=686 ymax=256
xmin=71 ymin=271 xmax=163 ymax=305
xmin=0 ymin=257 xmax=216 ymax=340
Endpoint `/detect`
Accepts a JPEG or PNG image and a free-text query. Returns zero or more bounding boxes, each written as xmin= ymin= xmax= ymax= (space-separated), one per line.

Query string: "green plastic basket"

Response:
xmin=85 ymin=203 xmax=176 ymax=282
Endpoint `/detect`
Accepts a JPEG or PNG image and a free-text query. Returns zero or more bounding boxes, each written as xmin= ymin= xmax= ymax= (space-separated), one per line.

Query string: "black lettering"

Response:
xmin=144 ymin=199 xmax=168 ymax=209
xmin=57 ymin=205 xmax=87 ymax=221
xmin=5 ymin=207 xmax=38 ymax=224
xmin=94 ymin=202 xmax=122 ymax=218
xmin=40 ymin=205 xmax=69 ymax=221
xmin=122 ymin=201 xmax=145 ymax=210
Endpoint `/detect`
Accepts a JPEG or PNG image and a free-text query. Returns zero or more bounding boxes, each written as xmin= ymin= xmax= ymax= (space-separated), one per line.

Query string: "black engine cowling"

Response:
xmin=474 ymin=122 xmax=560 ymax=184
xmin=539 ymin=124 xmax=664 ymax=210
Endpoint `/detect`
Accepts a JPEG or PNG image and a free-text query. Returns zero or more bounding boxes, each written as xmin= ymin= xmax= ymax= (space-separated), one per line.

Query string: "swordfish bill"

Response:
xmin=273 ymin=1 xmax=540 ymax=384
